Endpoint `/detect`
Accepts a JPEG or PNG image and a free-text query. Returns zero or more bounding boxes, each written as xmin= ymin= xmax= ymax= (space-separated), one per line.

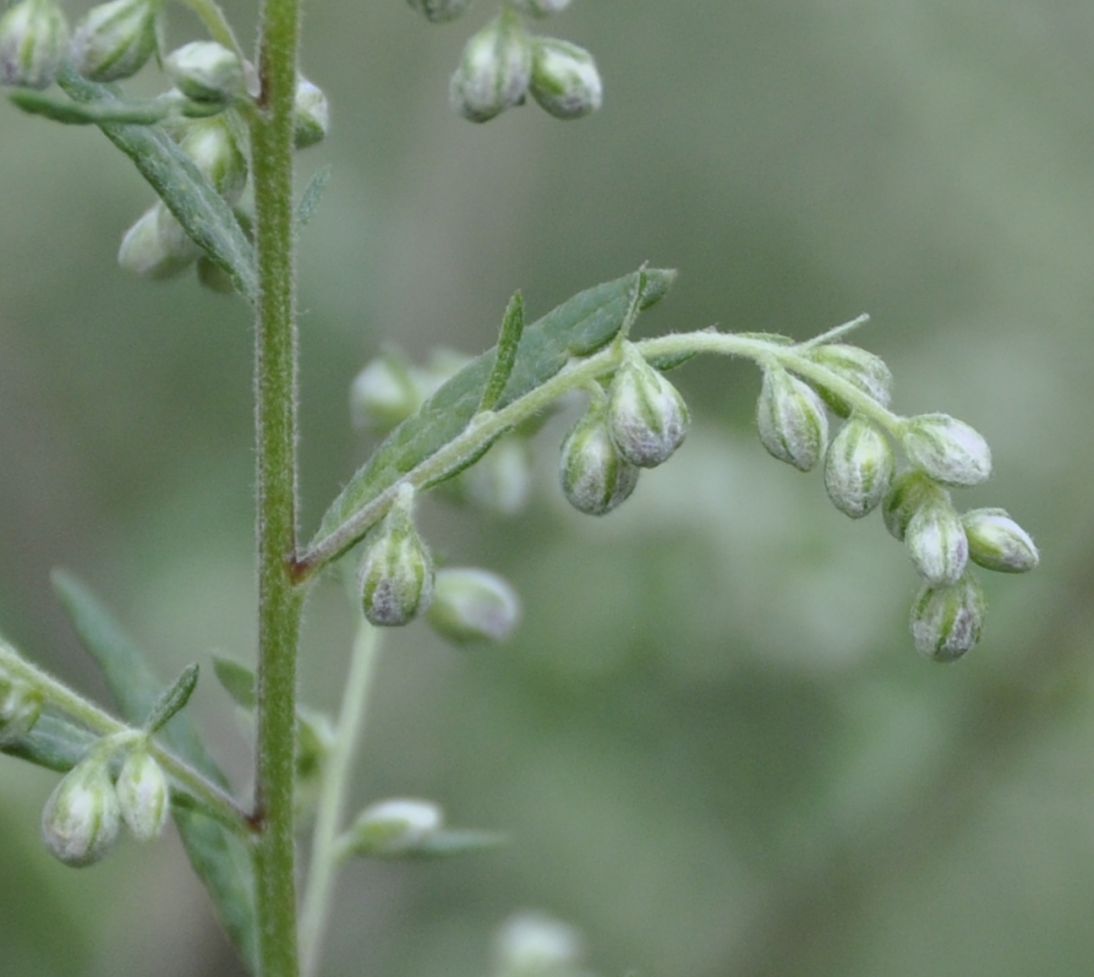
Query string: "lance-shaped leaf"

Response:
xmin=308 ymin=268 xmax=675 ymax=561
xmin=143 ymin=663 xmax=200 ymax=733
xmin=296 ymin=164 xmax=332 ymax=228
xmin=0 ymin=712 xmax=97 ymax=772
xmin=51 ymin=570 xmax=258 ymax=974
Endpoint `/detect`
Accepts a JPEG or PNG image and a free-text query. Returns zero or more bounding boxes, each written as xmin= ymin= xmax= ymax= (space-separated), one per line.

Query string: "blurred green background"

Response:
xmin=2 ymin=1 xmax=1094 ymax=975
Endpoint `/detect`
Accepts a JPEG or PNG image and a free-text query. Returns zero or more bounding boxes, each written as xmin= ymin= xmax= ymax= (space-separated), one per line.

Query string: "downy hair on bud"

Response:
xmin=41 ymin=754 xmax=122 ymax=867
xmin=115 ymin=746 xmax=169 ymax=842
xmin=529 ymin=37 xmax=603 ymax=120
xmin=358 ymin=483 xmax=434 ymax=626
xmin=294 ymin=76 xmax=330 ymax=148
xmin=559 ymin=399 xmax=640 ymax=516
xmin=962 ymin=508 xmax=1040 ymax=573
xmin=904 ymin=495 xmax=969 ymax=586
xmin=607 ymin=344 xmax=690 ymax=468
xmin=449 ymin=11 xmax=532 ymax=123
xmin=882 ymin=469 xmax=944 ymax=541
xmin=165 ymin=40 xmax=244 ymax=103
xmin=0 ymin=0 xmax=69 ymax=89
xmin=901 ymin=413 xmax=992 ymax=487
xmin=71 ymin=0 xmax=157 ymax=82
xmin=756 ymin=366 xmax=829 ymax=472
xmin=804 ymin=343 xmax=893 ymax=418
xmin=823 ymin=414 xmax=894 ymax=518
xmin=910 ymin=575 xmax=986 ymax=663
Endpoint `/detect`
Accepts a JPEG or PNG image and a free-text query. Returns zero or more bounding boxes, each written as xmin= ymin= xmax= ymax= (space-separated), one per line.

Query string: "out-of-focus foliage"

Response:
xmin=2 ymin=2 xmax=1093 ymax=976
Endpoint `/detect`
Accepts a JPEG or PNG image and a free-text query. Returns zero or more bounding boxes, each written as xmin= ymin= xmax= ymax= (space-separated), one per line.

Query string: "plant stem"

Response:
xmin=299 ymin=621 xmax=383 ymax=977
xmin=249 ymin=0 xmax=304 ymax=967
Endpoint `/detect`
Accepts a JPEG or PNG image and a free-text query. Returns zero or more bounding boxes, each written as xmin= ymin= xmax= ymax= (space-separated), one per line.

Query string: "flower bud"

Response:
xmin=427 ymin=567 xmax=522 ymax=644
xmin=71 ymin=0 xmax=156 ymax=82
xmin=117 ymin=204 xmax=196 ymax=279
xmin=905 ymin=496 xmax=968 ymax=586
xmin=823 ymin=415 xmax=894 ymax=518
xmin=804 ymin=344 xmax=893 ymax=418
xmin=755 ymin=366 xmax=828 ymax=472
xmin=559 ymin=401 xmax=640 ymax=516
xmin=165 ymin=40 xmax=245 ymax=103
xmin=494 ymin=912 xmax=585 ymax=976
xmin=407 ymin=0 xmax=472 ymax=23
xmin=511 ymin=0 xmax=572 ymax=17
xmin=179 ymin=117 xmax=248 ymax=203
xmin=0 ymin=0 xmax=69 ymax=89
xmin=359 ymin=483 xmax=434 ymax=627
xmin=462 ymin=436 xmax=533 ymax=515
xmin=901 ymin=413 xmax=992 ymax=487
xmin=962 ymin=507 xmax=1039 ymax=574
xmin=529 ymin=36 xmax=602 ymax=120
xmin=0 ymin=677 xmax=43 ymax=746
xmin=115 ymin=746 xmax=169 ymax=842
xmin=607 ymin=345 xmax=689 ymax=468
xmin=293 ymin=76 xmax=330 ymax=148
xmin=349 ymin=798 xmax=443 ymax=855
xmin=41 ymin=755 xmax=121 ymax=867
xmin=910 ymin=575 xmax=986 ymax=663
xmin=350 ymin=352 xmax=423 ymax=431
xmin=881 ymin=469 xmax=943 ymax=541
xmin=449 ymin=12 xmax=532 ymax=123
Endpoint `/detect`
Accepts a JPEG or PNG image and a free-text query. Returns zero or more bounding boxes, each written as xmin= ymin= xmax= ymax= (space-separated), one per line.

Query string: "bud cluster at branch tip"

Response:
xmin=559 ymin=394 xmax=639 ymax=516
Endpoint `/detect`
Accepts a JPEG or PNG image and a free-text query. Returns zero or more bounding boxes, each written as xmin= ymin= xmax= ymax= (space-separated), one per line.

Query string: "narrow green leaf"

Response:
xmin=9 ymin=89 xmax=172 ymax=125
xmin=213 ymin=656 xmax=257 ymax=711
xmin=144 ymin=663 xmax=200 ymax=733
xmin=311 ymin=267 xmax=676 ymax=552
xmin=0 ymin=713 xmax=96 ymax=772
xmin=51 ymin=570 xmax=258 ymax=974
xmin=478 ymin=291 xmax=525 ymax=413
xmin=343 ymin=828 xmax=509 ymax=861
xmin=56 ymin=68 xmax=259 ymax=303
xmin=296 ymin=164 xmax=332 ymax=228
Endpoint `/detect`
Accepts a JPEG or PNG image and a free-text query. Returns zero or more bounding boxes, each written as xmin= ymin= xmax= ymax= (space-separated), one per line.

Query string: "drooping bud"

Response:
xmin=962 ymin=508 xmax=1040 ymax=573
xmin=449 ymin=11 xmax=532 ymax=123
xmin=179 ymin=117 xmax=248 ymax=203
xmin=71 ymin=0 xmax=157 ymax=82
xmin=909 ymin=575 xmax=986 ymax=663
xmin=607 ymin=344 xmax=690 ymax=468
xmin=511 ymin=0 xmax=572 ymax=17
xmin=901 ymin=413 xmax=992 ymax=487
xmin=348 ymin=798 xmax=443 ymax=856
xmin=529 ymin=36 xmax=602 ymax=120
xmin=41 ymin=754 xmax=121 ymax=867
xmin=804 ymin=344 xmax=893 ymax=418
xmin=427 ymin=567 xmax=522 ymax=644
xmin=0 ymin=677 xmax=43 ymax=746
xmin=359 ymin=483 xmax=434 ymax=627
xmin=115 ymin=746 xmax=169 ymax=842
xmin=559 ymin=400 xmax=640 ymax=516
xmin=755 ymin=366 xmax=829 ymax=472
xmin=293 ymin=76 xmax=330 ymax=148
xmin=905 ymin=495 xmax=968 ymax=586
xmin=494 ymin=912 xmax=585 ymax=977
xmin=407 ymin=0 xmax=472 ymax=23
xmin=349 ymin=351 xmax=423 ymax=431
xmin=823 ymin=414 xmax=894 ymax=518
xmin=165 ymin=40 xmax=245 ymax=103
xmin=0 ymin=0 xmax=69 ymax=89
xmin=881 ymin=469 xmax=943 ymax=541
xmin=117 ymin=204 xmax=196 ymax=279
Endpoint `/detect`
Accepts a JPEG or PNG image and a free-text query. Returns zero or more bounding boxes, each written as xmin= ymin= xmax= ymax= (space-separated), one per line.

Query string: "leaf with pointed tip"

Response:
xmin=144 ymin=663 xmax=200 ymax=733
xmin=9 ymin=88 xmax=173 ymax=125
xmin=478 ymin=291 xmax=524 ymax=413
xmin=212 ymin=656 xmax=257 ymax=711
xmin=344 ymin=828 xmax=509 ymax=861
xmin=296 ymin=165 xmax=332 ymax=228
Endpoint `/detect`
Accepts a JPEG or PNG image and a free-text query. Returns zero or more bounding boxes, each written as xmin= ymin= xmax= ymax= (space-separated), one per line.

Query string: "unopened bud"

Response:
xmin=0 ymin=0 xmax=69 ymax=89
xmin=607 ymin=345 xmax=689 ymax=468
xmin=117 ymin=204 xmax=196 ymax=279
xmin=560 ymin=401 xmax=640 ymax=515
xmin=529 ymin=36 xmax=602 ymax=120
xmin=824 ymin=415 xmax=894 ymax=518
xmin=756 ymin=366 xmax=828 ymax=472
xmin=511 ymin=0 xmax=572 ymax=17
xmin=41 ymin=754 xmax=121 ymax=867
xmin=905 ymin=495 xmax=968 ymax=586
xmin=804 ymin=344 xmax=893 ymax=418
xmin=962 ymin=508 xmax=1039 ymax=574
xmin=179 ymin=117 xmax=248 ymax=202
xmin=407 ymin=0 xmax=472 ymax=23
xmin=349 ymin=798 xmax=443 ymax=855
xmin=427 ymin=567 xmax=521 ymax=644
xmin=901 ymin=413 xmax=992 ymax=487
xmin=115 ymin=746 xmax=169 ymax=842
xmin=359 ymin=483 xmax=434 ymax=627
xmin=293 ymin=76 xmax=329 ymax=148
xmin=0 ymin=677 xmax=43 ymax=746
xmin=882 ymin=470 xmax=943 ymax=541
xmin=494 ymin=912 xmax=585 ymax=975
xmin=165 ymin=40 xmax=244 ymax=103
xmin=71 ymin=0 xmax=156 ymax=82
xmin=463 ymin=437 xmax=533 ymax=515
xmin=910 ymin=575 xmax=986 ymax=663
xmin=449 ymin=11 xmax=532 ymax=123
xmin=350 ymin=352 xmax=423 ymax=431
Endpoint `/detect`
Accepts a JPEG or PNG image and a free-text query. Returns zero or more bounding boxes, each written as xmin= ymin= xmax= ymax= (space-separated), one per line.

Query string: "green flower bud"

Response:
xmin=165 ymin=40 xmax=244 ymax=104
xmin=962 ymin=507 xmax=1039 ymax=574
xmin=349 ymin=798 xmax=443 ymax=855
xmin=359 ymin=483 xmax=434 ymax=627
xmin=905 ymin=495 xmax=968 ymax=586
xmin=293 ymin=76 xmax=330 ymax=149
xmin=349 ymin=351 xmax=423 ymax=431
xmin=756 ymin=366 xmax=828 ymax=472
xmin=0 ymin=0 xmax=69 ymax=89
xmin=115 ymin=747 xmax=169 ymax=842
xmin=179 ymin=117 xmax=248 ymax=203
xmin=901 ymin=413 xmax=992 ymax=487
xmin=559 ymin=400 xmax=640 ymax=516
xmin=427 ymin=567 xmax=522 ymax=644
xmin=449 ymin=12 xmax=532 ymax=123
xmin=71 ymin=0 xmax=157 ymax=82
xmin=607 ymin=345 xmax=690 ymax=468
xmin=881 ymin=469 xmax=943 ymax=541
xmin=117 ymin=204 xmax=196 ymax=279
xmin=407 ymin=0 xmax=472 ymax=23
xmin=909 ymin=575 xmax=986 ymax=663
xmin=804 ymin=343 xmax=893 ymax=418
xmin=511 ymin=0 xmax=572 ymax=17
xmin=529 ymin=36 xmax=602 ymax=120
xmin=41 ymin=755 xmax=121 ymax=867
xmin=0 ymin=677 xmax=43 ymax=746
xmin=494 ymin=912 xmax=585 ymax=976
xmin=823 ymin=414 xmax=894 ymax=518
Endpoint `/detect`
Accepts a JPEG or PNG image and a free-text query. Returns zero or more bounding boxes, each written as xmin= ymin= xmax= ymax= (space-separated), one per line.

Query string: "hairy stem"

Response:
xmin=249 ymin=0 xmax=304 ymax=968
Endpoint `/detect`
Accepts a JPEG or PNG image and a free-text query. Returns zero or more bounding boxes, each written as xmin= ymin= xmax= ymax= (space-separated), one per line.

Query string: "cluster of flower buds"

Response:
xmin=0 ymin=671 xmax=44 ymax=746
xmin=560 ymin=342 xmax=689 ymax=516
xmin=751 ymin=340 xmax=1038 ymax=661
xmin=414 ymin=0 xmax=600 ymax=123
xmin=41 ymin=737 xmax=170 ymax=867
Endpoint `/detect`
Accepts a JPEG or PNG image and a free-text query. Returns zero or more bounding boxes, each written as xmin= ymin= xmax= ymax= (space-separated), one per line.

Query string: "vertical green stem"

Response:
xmin=250 ymin=0 xmax=303 ymax=970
